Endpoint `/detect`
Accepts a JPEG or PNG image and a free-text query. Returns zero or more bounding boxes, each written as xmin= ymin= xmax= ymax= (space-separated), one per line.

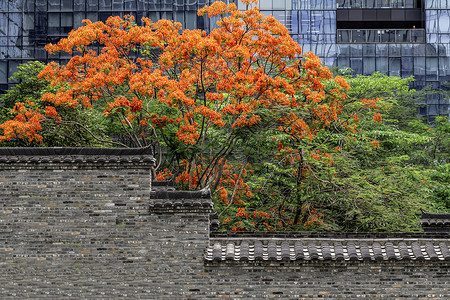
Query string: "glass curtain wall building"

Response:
xmin=1 ymin=0 xmax=449 ymax=117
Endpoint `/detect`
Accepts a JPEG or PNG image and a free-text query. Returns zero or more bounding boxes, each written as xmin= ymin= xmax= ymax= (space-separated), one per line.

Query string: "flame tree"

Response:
xmin=0 ymin=0 xmax=381 ymax=230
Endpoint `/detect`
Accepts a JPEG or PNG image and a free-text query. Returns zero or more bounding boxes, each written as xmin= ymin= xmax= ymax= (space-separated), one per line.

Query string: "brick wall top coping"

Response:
xmin=149 ymin=187 xmax=213 ymax=212
xmin=0 ymin=147 xmax=155 ymax=165
xmin=0 ymin=147 xmax=153 ymax=156
xmin=422 ymin=212 xmax=450 ymax=227
xmin=206 ymin=233 xmax=450 ymax=262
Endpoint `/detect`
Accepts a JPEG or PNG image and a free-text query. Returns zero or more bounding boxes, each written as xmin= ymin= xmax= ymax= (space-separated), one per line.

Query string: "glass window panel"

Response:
xmin=36 ymin=0 xmax=47 ymax=11
xmin=351 ymin=0 xmax=363 ymax=8
xmin=8 ymin=0 xmax=21 ymax=11
xmin=88 ymin=0 xmax=99 ymax=10
xmin=0 ymin=62 xmax=7 ymax=83
xmin=273 ymin=0 xmax=286 ymax=9
xmin=112 ymin=0 xmax=123 ymax=10
xmin=376 ymin=44 xmax=388 ymax=56
xmin=426 ymin=44 xmax=439 ymax=56
xmin=438 ymin=43 xmax=449 ymax=56
xmin=137 ymin=0 xmax=147 ymax=10
xmin=260 ymin=0 xmax=273 ymax=10
xmin=363 ymin=44 xmax=376 ymax=56
xmin=391 ymin=0 xmax=404 ymax=7
xmin=427 ymin=93 xmax=439 ymax=105
xmin=389 ymin=44 xmax=401 ymax=56
xmin=439 ymin=57 xmax=450 ymax=79
xmin=61 ymin=13 xmax=73 ymax=27
xmin=380 ymin=30 xmax=395 ymax=43
xmin=413 ymin=44 xmax=425 ymax=56
xmin=363 ymin=57 xmax=375 ymax=75
xmin=376 ymin=0 xmax=390 ymax=7
xmin=48 ymin=13 xmax=60 ymax=34
xmin=48 ymin=14 xmax=60 ymax=27
xmin=300 ymin=0 xmax=311 ymax=9
xmin=428 ymin=34 xmax=439 ymax=43
xmin=291 ymin=11 xmax=299 ymax=34
xmin=62 ymin=0 xmax=72 ymax=10
xmin=322 ymin=34 xmax=335 ymax=43
xmin=337 ymin=30 xmax=350 ymax=43
xmin=389 ymin=58 xmax=401 ymax=77
xmin=440 ymin=35 xmax=450 ymax=44
xmin=49 ymin=0 xmax=61 ymax=11
xmin=337 ymin=57 xmax=350 ymax=69
xmin=87 ymin=12 xmax=99 ymax=22
xmin=0 ymin=1 xmax=7 ymax=11
xmin=35 ymin=48 xmax=47 ymax=59
xmin=426 ymin=57 xmax=439 ymax=80
xmin=396 ymin=30 xmax=410 ymax=43
xmin=411 ymin=30 xmax=424 ymax=43
xmin=438 ymin=11 xmax=450 ymax=33
xmin=74 ymin=12 xmax=86 ymax=29
xmin=322 ymin=58 xmax=335 ymax=67
xmin=365 ymin=0 xmax=375 ymax=8
xmin=350 ymin=44 xmax=362 ymax=56
xmin=8 ymin=46 xmax=22 ymax=58
xmin=439 ymin=105 xmax=449 ymax=115
xmin=337 ymin=0 xmax=346 ymax=8
xmin=405 ymin=0 xmax=414 ymax=8
xmin=351 ymin=58 xmax=363 ymax=74
xmin=402 ymin=57 xmax=414 ymax=77
xmin=402 ymin=44 xmax=413 ymax=56
xmin=323 ymin=11 xmax=336 ymax=35
xmin=0 ymin=14 xmax=7 ymax=36
xmin=376 ymin=57 xmax=388 ymax=74
xmin=299 ymin=11 xmax=309 ymax=34
xmin=161 ymin=12 xmax=173 ymax=20
xmin=414 ymin=57 xmax=425 ymax=75
xmin=323 ymin=0 xmax=335 ymax=9
xmin=273 ymin=11 xmax=287 ymax=29
xmin=426 ymin=11 xmax=438 ymax=34
xmin=427 ymin=104 xmax=438 ymax=116
xmin=0 ymin=46 xmax=6 ymax=59
xmin=8 ymin=61 xmax=20 ymax=83
xmin=338 ymin=44 xmax=350 ymax=56
xmin=100 ymin=0 xmax=112 ymax=10
xmin=8 ymin=13 xmax=22 ymax=38
xmin=324 ymin=44 xmax=337 ymax=58
xmin=24 ymin=0 xmax=34 ymax=12
xmin=159 ymin=0 xmax=174 ymax=10
xmin=23 ymin=14 xmax=34 ymax=31
xmin=352 ymin=30 xmax=366 ymax=43
xmin=125 ymin=0 xmax=137 ymax=10
xmin=74 ymin=0 xmax=86 ymax=11
xmin=367 ymin=30 xmax=378 ymax=43
xmin=311 ymin=0 xmax=323 ymax=9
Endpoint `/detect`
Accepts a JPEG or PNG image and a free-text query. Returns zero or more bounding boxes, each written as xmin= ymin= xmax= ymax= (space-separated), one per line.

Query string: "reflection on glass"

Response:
xmin=367 ymin=30 xmax=378 ymax=43
xmin=353 ymin=30 xmax=365 ymax=43
xmin=338 ymin=30 xmax=351 ymax=43
xmin=337 ymin=29 xmax=424 ymax=43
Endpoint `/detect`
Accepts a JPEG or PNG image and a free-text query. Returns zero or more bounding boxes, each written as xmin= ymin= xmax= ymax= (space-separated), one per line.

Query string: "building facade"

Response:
xmin=0 ymin=0 xmax=449 ymax=117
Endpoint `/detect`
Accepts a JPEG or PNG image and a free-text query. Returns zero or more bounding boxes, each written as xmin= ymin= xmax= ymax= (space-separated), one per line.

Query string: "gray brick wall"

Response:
xmin=0 ymin=154 xmax=449 ymax=299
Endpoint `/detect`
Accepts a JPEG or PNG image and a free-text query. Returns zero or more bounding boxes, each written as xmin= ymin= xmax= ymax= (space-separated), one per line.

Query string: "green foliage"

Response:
xmin=0 ymin=61 xmax=112 ymax=147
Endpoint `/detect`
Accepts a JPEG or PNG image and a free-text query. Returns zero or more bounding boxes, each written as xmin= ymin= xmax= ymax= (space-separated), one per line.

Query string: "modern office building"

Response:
xmin=0 ymin=0 xmax=449 ymax=117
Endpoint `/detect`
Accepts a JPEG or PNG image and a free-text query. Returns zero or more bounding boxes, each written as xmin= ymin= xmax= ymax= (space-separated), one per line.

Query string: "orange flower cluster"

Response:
xmin=0 ymin=1 xmax=381 ymax=232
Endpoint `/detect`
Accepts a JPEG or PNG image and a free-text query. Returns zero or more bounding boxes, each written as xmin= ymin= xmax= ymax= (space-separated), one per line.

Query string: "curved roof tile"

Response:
xmin=205 ymin=238 xmax=450 ymax=262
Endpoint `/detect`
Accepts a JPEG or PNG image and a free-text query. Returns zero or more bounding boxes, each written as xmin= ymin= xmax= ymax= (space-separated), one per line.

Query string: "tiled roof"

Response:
xmin=421 ymin=212 xmax=450 ymax=227
xmin=0 ymin=147 xmax=155 ymax=165
xmin=205 ymin=236 xmax=450 ymax=262
xmin=0 ymin=147 xmax=153 ymax=156
xmin=150 ymin=181 xmax=213 ymax=211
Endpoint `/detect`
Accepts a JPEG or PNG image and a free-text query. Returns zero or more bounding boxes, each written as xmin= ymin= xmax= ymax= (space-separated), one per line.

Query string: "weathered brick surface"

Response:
xmin=0 ymin=156 xmax=449 ymax=299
